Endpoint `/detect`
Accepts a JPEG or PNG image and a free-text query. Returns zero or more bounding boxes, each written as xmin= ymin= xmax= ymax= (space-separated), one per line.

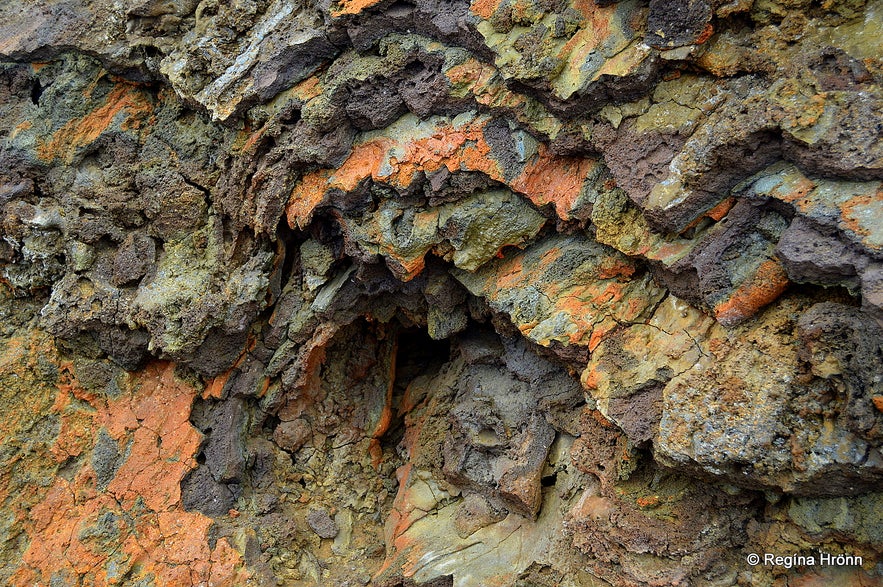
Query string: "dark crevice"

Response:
xmin=30 ymin=79 xmax=44 ymax=104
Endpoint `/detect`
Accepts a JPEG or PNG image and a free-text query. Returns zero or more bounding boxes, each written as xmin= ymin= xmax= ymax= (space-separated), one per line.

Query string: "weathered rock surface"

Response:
xmin=1 ymin=0 xmax=882 ymax=585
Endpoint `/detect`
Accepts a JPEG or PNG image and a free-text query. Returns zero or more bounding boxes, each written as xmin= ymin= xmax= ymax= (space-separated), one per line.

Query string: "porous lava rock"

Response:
xmin=1 ymin=0 xmax=882 ymax=585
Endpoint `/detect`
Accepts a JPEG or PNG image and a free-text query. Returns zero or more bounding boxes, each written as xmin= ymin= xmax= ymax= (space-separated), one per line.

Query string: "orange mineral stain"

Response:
xmin=470 ymin=0 xmax=501 ymax=20
xmin=511 ymin=151 xmax=597 ymax=219
xmin=37 ymin=83 xmax=153 ymax=163
xmin=714 ymin=259 xmax=790 ymax=325
xmin=331 ymin=0 xmax=385 ymax=16
xmin=286 ymin=116 xmax=597 ymax=243
xmin=8 ymin=361 xmax=250 ymax=587
xmin=839 ymin=188 xmax=883 ymax=244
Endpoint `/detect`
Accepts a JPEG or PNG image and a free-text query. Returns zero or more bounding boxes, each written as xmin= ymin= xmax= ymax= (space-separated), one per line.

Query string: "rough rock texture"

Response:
xmin=1 ymin=0 xmax=882 ymax=585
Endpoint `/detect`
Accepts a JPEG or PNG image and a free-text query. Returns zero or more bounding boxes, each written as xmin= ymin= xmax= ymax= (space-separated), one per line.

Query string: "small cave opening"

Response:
xmin=376 ymin=325 xmax=453 ymax=454
xmin=393 ymin=326 xmax=451 ymax=397
xmin=30 ymin=79 xmax=43 ymax=104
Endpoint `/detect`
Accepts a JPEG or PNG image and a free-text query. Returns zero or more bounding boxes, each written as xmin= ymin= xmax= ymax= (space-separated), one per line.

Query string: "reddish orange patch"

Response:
xmin=10 ymin=120 xmax=32 ymax=140
xmin=582 ymin=365 xmax=601 ymax=390
xmin=446 ymin=60 xmax=483 ymax=86
xmin=694 ymin=23 xmax=715 ymax=45
xmin=636 ymin=495 xmax=661 ymax=508
xmin=470 ymin=0 xmax=501 ymax=20
xmin=203 ymin=370 xmax=232 ymax=399
xmin=9 ymin=361 xmax=249 ymax=586
xmin=512 ymin=151 xmax=597 ymax=219
xmin=389 ymin=254 xmax=429 ymax=282
xmin=572 ymin=0 xmax=612 ymax=20
xmin=370 ymin=336 xmax=399 ymax=469
xmin=839 ymin=188 xmax=883 ymax=241
xmin=714 ymin=259 xmax=790 ymax=325
xmin=597 ymin=255 xmax=636 ymax=279
xmin=292 ymin=75 xmax=323 ymax=102
xmin=705 ymin=196 xmax=735 ymax=221
xmin=773 ymin=175 xmax=816 ymax=205
xmin=592 ymin=409 xmax=615 ymax=428
xmin=872 ymin=396 xmax=883 ymax=413
xmin=331 ymin=0 xmax=385 ymax=16
xmin=287 ymin=169 xmax=334 ymax=229
xmin=37 ymin=83 xmax=153 ymax=163
xmin=286 ymin=117 xmax=597 ymax=238
xmin=683 ymin=197 xmax=736 ymax=231
xmin=235 ymin=124 xmax=269 ymax=155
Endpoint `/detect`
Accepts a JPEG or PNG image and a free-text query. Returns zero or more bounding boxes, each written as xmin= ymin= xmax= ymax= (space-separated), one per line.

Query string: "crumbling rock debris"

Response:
xmin=1 ymin=0 xmax=883 ymax=585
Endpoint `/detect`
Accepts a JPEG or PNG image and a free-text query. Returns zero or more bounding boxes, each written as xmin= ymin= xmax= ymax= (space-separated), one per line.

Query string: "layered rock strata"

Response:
xmin=1 ymin=0 xmax=882 ymax=585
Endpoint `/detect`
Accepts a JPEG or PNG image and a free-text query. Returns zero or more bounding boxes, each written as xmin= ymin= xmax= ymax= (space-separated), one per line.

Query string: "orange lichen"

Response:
xmin=581 ymin=364 xmax=601 ymax=390
xmin=292 ymin=75 xmax=323 ymax=102
xmin=370 ymin=336 xmax=399 ymax=469
xmin=0 ymin=329 xmax=60 ymax=510
xmin=592 ymin=409 xmax=616 ymax=428
xmin=204 ymin=371 xmax=232 ymax=400
xmin=714 ymin=259 xmax=790 ymax=325
xmin=572 ymin=0 xmax=616 ymax=21
xmin=684 ymin=196 xmax=737 ymax=231
xmin=872 ymin=396 xmax=883 ymax=413
xmin=470 ymin=0 xmax=500 ymax=20
xmin=840 ymin=188 xmax=883 ymax=242
xmin=694 ymin=23 xmax=715 ymax=45
xmin=388 ymin=254 xmax=429 ymax=282
xmin=771 ymin=174 xmax=816 ymax=205
xmin=235 ymin=124 xmax=269 ymax=154
xmin=285 ymin=116 xmax=598 ymax=237
xmin=36 ymin=83 xmax=153 ymax=163
xmin=597 ymin=255 xmax=637 ymax=279
xmin=588 ymin=325 xmax=610 ymax=352
xmin=10 ymin=120 xmax=32 ymax=140
xmin=8 ymin=361 xmax=250 ymax=586
xmin=705 ymin=196 xmax=735 ymax=221
xmin=331 ymin=0 xmax=385 ymax=16
xmin=636 ymin=495 xmax=661 ymax=508
xmin=464 ymin=240 xmax=657 ymax=349
xmin=446 ymin=59 xmax=484 ymax=86
xmin=512 ymin=151 xmax=597 ymax=219
xmin=287 ymin=169 xmax=334 ymax=229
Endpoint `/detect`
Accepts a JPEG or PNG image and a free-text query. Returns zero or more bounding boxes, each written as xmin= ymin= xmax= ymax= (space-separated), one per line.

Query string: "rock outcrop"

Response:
xmin=1 ymin=0 xmax=882 ymax=585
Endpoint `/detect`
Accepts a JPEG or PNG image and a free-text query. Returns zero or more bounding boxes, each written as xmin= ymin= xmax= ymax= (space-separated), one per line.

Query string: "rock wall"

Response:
xmin=1 ymin=0 xmax=882 ymax=585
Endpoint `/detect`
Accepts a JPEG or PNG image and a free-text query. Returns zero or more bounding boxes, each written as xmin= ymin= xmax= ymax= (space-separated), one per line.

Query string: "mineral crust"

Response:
xmin=1 ymin=0 xmax=882 ymax=585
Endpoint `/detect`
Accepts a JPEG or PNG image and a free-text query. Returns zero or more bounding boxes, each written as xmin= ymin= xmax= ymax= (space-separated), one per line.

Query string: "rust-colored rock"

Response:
xmin=1 ymin=0 xmax=882 ymax=585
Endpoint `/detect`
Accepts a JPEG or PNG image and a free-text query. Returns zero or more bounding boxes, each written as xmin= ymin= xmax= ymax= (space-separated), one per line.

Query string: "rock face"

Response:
xmin=1 ymin=0 xmax=882 ymax=585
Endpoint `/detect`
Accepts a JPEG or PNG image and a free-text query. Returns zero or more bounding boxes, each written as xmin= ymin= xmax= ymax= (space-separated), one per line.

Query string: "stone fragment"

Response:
xmin=443 ymin=362 xmax=557 ymax=516
xmin=111 ymin=232 xmax=155 ymax=286
xmin=471 ymin=0 xmax=655 ymax=104
xmin=159 ymin=0 xmax=339 ymax=120
xmin=273 ymin=418 xmax=311 ymax=453
xmin=301 ymin=239 xmax=336 ymax=291
xmin=645 ymin=0 xmax=713 ymax=49
xmin=583 ymin=295 xmax=714 ymax=444
xmin=862 ymin=264 xmax=883 ymax=322
xmin=776 ymin=216 xmax=860 ymax=288
xmin=307 ymin=508 xmax=340 ymax=539
xmin=738 ymin=162 xmax=883 ymax=257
